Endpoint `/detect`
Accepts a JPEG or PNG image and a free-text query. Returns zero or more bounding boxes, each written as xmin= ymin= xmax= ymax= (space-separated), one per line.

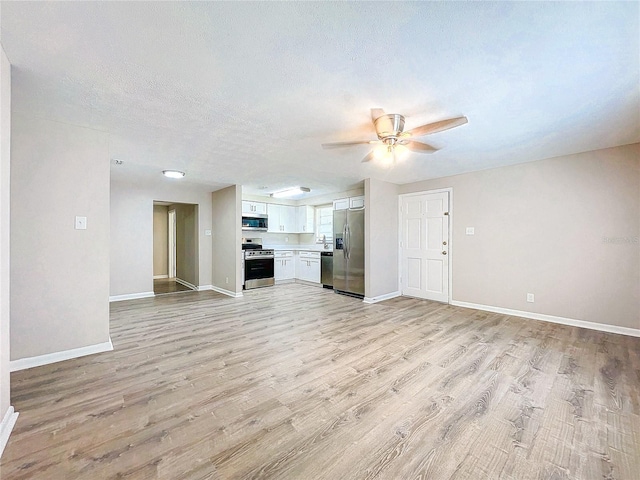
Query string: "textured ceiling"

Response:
xmin=1 ymin=1 xmax=638 ymax=199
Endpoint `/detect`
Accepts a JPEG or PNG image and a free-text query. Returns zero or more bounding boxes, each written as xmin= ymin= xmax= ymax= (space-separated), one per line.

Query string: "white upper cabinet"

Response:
xmin=242 ymin=201 xmax=267 ymax=215
xmin=267 ymin=204 xmax=282 ymax=232
xmin=280 ymin=205 xmax=297 ymax=232
xmin=296 ymin=205 xmax=315 ymax=234
xmin=333 ymin=198 xmax=349 ymax=210
xmin=349 ymin=196 xmax=365 ymax=209
xmin=333 ymin=196 xmax=364 ymax=210
xmin=268 ymin=204 xmax=297 ymax=232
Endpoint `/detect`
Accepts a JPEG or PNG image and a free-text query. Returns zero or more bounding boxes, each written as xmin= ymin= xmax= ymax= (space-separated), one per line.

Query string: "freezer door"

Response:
xmin=345 ymin=208 xmax=365 ymax=296
xmin=333 ymin=209 xmax=347 ymax=292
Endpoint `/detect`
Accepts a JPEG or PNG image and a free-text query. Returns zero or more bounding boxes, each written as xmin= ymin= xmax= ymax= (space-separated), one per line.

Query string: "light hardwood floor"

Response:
xmin=154 ymin=278 xmax=194 ymax=295
xmin=2 ymin=283 xmax=639 ymax=479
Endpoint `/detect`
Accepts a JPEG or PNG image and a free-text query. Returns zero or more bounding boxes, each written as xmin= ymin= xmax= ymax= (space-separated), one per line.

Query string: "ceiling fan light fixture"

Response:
xmin=163 ymin=170 xmax=185 ymax=178
xmin=271 ymin=186 xmax=311 ymax=198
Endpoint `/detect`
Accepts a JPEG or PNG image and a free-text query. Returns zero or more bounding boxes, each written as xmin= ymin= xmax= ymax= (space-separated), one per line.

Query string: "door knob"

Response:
xmin=442 ymin=251 xmax=447 ymax=255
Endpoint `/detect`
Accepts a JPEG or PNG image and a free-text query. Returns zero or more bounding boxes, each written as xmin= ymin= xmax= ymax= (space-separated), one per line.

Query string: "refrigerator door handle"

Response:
xmin=343 ymin=224 xmax=348 ymax=259
xmin=346 ymin=223 xmax=351 ymax=260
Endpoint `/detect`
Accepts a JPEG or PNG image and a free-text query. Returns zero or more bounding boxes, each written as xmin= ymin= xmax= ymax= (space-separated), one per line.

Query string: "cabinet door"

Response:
xmin=309 ymin=259 xmax=320 ymax=283
xmin=349 ymin=196 xmax=365 ymax=209
xmin=283 ymin=258 xmax=295 ymax=279
xmin=267 ymin=204 xmax=281 ymax=232
xmin=296 ymin=256 xmax=306 ymax=281
xmin=242 ymin=201 xmax=267 ymax=214
xmin=333 ymin=198 xmax=349 ymax=210
xmin=297 ymin=206 xmax=315 ymax=233
xmin=280 ymin=205 xmax=296 ymax=233
xmin=242 ymin=201 xmax=253 ymax=214
xmin=276 ymin=252 xmax=295 ymax=280
xmin=274 ymin=258 xmax=285 ymax=280
xmin=253 ymin=202 xmax=267 ymax=215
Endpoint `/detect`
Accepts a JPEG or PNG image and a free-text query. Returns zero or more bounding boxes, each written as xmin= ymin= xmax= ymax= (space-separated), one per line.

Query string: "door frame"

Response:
xmin=168 ymin=209 xmax=177 ymax=279
xmin=398 ymin=187 xmax=453 ymax=303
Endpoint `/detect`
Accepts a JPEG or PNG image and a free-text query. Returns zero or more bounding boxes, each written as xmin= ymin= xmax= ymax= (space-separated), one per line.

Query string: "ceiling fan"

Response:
xmin=322 ymin=108 xmax=468 ymax=163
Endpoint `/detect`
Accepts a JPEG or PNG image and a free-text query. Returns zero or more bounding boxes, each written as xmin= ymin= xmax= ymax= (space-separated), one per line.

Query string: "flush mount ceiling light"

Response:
xmin=163 ymin=170 xmax=185 ymax=179
xmin=271 ymin=186 xmax=311 ymax=198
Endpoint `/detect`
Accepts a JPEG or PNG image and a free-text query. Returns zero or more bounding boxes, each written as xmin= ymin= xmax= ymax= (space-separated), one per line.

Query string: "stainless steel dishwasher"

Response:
xmin=321 ymin=251 xmax=333 ymax=289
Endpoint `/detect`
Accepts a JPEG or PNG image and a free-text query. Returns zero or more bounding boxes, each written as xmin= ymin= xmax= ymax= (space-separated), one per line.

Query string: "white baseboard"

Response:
xmin=0 ymin=406 xmax=18 ymax=458
xmin=275 ymin=279 xmax=296 ymax=284
xmin=363 ymin=290 xmax=401 ymax=304
xmin=109 ymin=291 xmax=155 ymax=302
xmin=153 ymin=274 xmax=169 ymax=279
xmin=175 ymin=278 xmax=197 ymax=291
xmin=198 ymin=284 xmax=213 ymax=291
xmin=9 ymin=338 xmax=114 ymax=372
xmin=211 ymin=285 xmax=243 ymax=298
xmin=450 ymin=301 xmax=640 ymax=338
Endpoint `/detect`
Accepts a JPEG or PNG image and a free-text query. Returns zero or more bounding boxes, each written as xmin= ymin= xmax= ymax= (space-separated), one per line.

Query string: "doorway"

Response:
xmin=399 ymin=189 xmax=451 ymax=302
xmin=153 ymin=201 xmax=199 ymax=295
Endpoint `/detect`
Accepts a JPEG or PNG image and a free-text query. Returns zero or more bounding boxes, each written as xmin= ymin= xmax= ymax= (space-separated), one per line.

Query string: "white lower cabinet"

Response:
xmin=274 ymin=251 xmax=295 ymax=281
xmin=296 ymin=251 xmax=321 ymax=283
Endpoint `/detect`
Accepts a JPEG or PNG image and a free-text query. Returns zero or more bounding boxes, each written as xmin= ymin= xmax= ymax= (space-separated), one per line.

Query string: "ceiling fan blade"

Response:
xmin=402 ymin=140 xmax=439 ymax=153
xmin=405 ymin=116 xmax=468 ymax=137
xmin=361 ymin=150 xmax=375 ymax=163
xmin=322 ymin=140 xmax=373 ymax=149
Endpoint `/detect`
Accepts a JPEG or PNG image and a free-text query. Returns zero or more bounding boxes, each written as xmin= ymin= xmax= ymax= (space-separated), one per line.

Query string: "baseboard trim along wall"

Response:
xmin=175 ymin=278 xmax=197 ymax=291
xmin=9 ymin=338 xmax=114 ymax=372
xmin=363 ymin=291 xmax=401 ymax=304
xmin=109 ymin=291 xmax=155 ymax=302
xmin=153 ymin=274 xmax=168 ymax=279
xmin=0 ymin=406 xmax=19 ymax=458
xmin=451 ymin=301 xmax=640 ymax=338
xmin=197 ymin=284 xmax=213 ymax=291
xmin=211 ymin=285 xmax=243 ymax=298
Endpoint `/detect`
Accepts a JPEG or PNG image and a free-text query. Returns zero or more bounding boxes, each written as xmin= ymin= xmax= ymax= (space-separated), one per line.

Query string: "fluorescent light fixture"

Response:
xmin=163 ymin=170 xmax=185 ymax=178
xmin=271 ymin=186 xmax=311 ymax=198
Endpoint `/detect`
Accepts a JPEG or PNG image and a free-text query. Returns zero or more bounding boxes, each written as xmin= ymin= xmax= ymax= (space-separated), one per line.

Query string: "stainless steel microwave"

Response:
xmin=242 ymin=213 xmax=268 ymax=231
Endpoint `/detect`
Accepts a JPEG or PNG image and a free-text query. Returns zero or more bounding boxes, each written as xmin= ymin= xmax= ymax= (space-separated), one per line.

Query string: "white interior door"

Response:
xmin=400 ymin=191 xmax=450 ymax=302
xmin=168 ymin=209 xmax=176 ymax=278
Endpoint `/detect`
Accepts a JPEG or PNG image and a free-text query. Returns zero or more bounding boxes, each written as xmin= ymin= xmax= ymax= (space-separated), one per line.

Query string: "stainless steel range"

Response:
xmin=242 ymin=238 xmax=274 ymax=289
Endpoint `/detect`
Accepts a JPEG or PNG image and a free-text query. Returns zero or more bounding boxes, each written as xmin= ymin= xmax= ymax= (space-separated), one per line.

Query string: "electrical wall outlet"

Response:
xmin=225 ymin=277 xmax=229 ymax=284
xmin=465 ymin=227 xmax=475 ymax=235
xmin=527 ymin=293 xmax=535 ymax=303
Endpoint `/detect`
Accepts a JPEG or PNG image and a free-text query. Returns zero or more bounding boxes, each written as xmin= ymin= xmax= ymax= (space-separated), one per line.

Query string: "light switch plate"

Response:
xmin=465 ymin=227 xmax=475 ymax=235
xmin=75 ymin=216 xmax=87 ymax=230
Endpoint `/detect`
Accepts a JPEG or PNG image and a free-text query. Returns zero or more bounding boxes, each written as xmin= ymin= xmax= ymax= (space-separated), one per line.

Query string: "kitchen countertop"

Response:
xmin=266 ymin=244 xmax=333 ymax=252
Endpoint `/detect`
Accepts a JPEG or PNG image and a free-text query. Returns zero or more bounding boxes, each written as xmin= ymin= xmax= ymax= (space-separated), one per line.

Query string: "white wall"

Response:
xmin=364 ymin=178 xmax=400 ymax=300
xmin=110 ymin=180 xmax=213 ymax=297
xmin=399 ymin=143 xmax=640 ymax=330
xmin=11 ymin=114 xmax=111 ymax=360
xmin=212 ymin=185 xmax=242 ymax=294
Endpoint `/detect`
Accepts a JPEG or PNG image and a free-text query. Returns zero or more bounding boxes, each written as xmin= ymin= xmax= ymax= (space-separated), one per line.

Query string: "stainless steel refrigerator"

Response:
xmin=333 ymin=207 xmax=365 ymax=297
